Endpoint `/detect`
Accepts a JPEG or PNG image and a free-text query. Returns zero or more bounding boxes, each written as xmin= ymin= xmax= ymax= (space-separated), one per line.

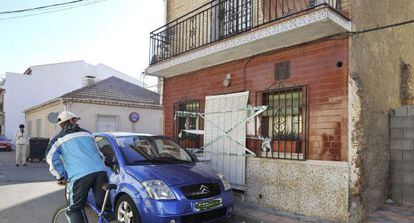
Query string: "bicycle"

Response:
xmin=52 ymin=183 xmax=120 ymax=223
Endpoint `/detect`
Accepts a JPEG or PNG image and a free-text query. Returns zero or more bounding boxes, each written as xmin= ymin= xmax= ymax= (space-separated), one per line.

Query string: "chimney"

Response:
xmin=83 ymin=75 xmax=96 ymax=86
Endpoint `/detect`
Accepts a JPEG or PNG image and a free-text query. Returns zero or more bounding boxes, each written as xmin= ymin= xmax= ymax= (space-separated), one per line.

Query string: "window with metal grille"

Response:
xmin=212 ymin=0 xmax=253 ymax=41
xmin=96 ymin=114 xmax=119 ymax=132
xmin=174 ymin=101 xmax=201 ymax=149
xmin=260 ymin=86 xmax=307 ymax=160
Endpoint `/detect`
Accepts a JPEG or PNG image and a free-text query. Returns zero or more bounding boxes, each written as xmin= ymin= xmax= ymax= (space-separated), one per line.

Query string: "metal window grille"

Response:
xmin=149 ymin=0 xmax=342 ymax=64
xmin=173 ymin=101 xmax=202 ymax=149
xmin=96 ymin=114 xmax=119 ymax=132
xmin=256 ymin=85 xmax=308 ymax=160
xmin=212 ymin=0 xmax=253 ymax=41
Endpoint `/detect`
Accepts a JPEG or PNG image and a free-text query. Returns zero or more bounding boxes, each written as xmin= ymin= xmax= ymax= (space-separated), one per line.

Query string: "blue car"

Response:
xmin=89 ymin=132 xmax=233 ymax=223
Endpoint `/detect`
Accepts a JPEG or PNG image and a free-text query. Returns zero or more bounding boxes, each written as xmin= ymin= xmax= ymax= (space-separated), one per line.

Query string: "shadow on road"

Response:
xmin=0 ymin=188 xmax=64 ymax=223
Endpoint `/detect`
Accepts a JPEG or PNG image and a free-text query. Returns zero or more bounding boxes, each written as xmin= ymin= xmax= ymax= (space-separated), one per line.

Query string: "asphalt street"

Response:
xmin=0 ymin=151 xmax=63 ymax=223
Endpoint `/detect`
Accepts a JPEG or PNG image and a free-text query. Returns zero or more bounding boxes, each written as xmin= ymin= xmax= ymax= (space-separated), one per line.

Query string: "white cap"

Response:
xmin=57 ymin=111 xmax=80 ymax=124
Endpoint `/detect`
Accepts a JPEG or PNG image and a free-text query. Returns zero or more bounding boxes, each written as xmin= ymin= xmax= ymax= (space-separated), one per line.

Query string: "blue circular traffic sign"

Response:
xmin=129 ymin=112 xmax=140 ymax=123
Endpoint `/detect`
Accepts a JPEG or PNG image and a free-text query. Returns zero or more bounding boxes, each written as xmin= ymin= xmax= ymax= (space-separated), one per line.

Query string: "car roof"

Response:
xmin=97 ymin=132 xmax=154 ymax=137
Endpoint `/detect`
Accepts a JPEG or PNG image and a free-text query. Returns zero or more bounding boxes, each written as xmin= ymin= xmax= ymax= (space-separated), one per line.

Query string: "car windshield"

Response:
xmin=0 ymin=136 xmax=9 ymax=141
xmin=116 ymin=136 xmax=193 ymax=165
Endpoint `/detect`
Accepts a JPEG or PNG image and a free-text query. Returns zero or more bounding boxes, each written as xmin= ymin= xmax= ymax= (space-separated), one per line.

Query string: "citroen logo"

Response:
xmin=199 ymin=185 xmax=210 ymax=194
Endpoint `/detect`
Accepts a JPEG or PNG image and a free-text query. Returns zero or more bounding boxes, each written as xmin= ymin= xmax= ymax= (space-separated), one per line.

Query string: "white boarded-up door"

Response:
xmin=204 ymin=91 xmax=249 ymax=188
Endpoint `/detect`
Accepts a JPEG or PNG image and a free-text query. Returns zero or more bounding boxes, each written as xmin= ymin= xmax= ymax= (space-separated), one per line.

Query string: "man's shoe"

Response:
xmin=23 ymin=163 xmax=28 ymax=167
xmin=15 ymin=164 xmax=19 ymax=167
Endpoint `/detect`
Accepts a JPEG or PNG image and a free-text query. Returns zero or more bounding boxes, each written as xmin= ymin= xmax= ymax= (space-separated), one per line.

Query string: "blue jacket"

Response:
xmin=46 ymin=127 xmax=106 ymax=181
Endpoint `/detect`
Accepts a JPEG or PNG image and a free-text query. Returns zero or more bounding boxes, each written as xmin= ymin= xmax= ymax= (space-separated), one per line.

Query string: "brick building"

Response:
xmin=146 ymin=0 xmax=414 ymax=222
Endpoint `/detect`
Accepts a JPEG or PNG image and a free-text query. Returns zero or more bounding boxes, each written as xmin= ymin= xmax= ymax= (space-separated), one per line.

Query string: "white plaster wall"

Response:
xmin=25 ymin=103 xmax=64 ymax=139
xmin=4 ymin=61 xmax=144 ymax=139
xmin=67 ymin=102 xmax=162 ymax=136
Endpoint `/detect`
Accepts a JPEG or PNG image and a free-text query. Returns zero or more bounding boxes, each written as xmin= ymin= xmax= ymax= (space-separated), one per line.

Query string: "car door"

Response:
xmin=95 ymin=136 xmax=121 ymax=185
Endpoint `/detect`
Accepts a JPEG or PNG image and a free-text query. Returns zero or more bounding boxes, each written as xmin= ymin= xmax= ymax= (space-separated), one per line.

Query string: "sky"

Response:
xmin=0 ymin=0 xmax=165 ymax=88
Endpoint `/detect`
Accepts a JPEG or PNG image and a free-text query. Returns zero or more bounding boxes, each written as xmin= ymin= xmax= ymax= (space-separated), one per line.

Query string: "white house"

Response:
xmin=25 ymin=76 xmax=162 ymax=139
xmin=3 ymin=60 xmax=145 ymax=139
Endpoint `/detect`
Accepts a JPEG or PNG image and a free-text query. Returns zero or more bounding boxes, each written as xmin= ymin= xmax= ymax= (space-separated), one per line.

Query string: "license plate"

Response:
xmin=0 ymin=146 xmax=6 ymax=149
xmin=194 ymin=198 xmax=222 ymax=212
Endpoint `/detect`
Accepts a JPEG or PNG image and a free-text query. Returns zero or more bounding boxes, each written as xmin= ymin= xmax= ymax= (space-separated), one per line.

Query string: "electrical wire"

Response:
xmin=0 ymin=0 xmax=109 ymax=21
xmin=351 ymin=19 xmax=414 ymax=35
xmin=0 ymin=0 xmax=90 ymax=14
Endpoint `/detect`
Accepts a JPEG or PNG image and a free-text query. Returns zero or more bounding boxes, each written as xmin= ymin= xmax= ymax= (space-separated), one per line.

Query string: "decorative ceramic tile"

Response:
xmin=147 ymin=8 xmax=352 ymax=76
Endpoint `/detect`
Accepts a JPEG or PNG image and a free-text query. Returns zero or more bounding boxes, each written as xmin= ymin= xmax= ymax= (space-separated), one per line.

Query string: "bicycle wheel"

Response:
xmin=52 ymin=205 xmax=69 ymax=223
xmin=53 ymin=205 xmax=90 ymax=223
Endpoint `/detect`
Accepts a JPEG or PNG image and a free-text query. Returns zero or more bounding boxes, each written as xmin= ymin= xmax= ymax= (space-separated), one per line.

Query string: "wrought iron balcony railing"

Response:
xmin=149 ymin=0 xmax=342 ymax=65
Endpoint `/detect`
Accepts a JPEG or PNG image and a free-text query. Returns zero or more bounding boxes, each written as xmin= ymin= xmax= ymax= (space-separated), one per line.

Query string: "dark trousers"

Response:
xmin=66 ymin=171 xmax=110 ymax=223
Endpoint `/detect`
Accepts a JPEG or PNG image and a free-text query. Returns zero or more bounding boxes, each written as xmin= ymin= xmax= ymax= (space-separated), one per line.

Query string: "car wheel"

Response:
xmin=116 ymin=195 xmax=141 ymax=223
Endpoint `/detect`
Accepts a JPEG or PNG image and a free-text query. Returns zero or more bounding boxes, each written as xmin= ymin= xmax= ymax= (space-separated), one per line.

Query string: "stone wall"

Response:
xmin=390 ymin=106 xmax=414 ymax=204
xmin=348 ymin=0 xmax=414 ymax=221
xmin=245 ymin=158 xmax=349 ymax=222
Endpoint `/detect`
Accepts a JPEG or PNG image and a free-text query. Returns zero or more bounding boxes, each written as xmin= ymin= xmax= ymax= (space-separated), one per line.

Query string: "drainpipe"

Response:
xmin=159 ymin=77 xmax=164 ymax=135
xmin=158 ymin=77 xmax=164 ymax=105
xmin=145 ymin=71 xmax=164 ymax=133
xmin=243 ymin=55 xmax=257 ymax=92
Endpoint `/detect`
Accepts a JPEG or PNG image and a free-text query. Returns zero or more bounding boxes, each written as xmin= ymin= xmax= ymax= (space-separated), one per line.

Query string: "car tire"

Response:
xmin=116 ymin=195 xmax=141 ymax=223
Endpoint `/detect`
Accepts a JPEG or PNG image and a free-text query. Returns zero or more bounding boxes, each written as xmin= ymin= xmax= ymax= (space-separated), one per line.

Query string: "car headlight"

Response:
xmin=217 ymin=173 xmax=232 ymax=191
xmin=141 ymin=180 xmax=176 ymax=200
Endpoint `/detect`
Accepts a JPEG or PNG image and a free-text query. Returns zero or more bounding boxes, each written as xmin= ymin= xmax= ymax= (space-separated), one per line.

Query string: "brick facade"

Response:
xmin=163 ymin=38 xmax=349 ymax=161
xmin=167 ymin=0 xmax=210 ymax=22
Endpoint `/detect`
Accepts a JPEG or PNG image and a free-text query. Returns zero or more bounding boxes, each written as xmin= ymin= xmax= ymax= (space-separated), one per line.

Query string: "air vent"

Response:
xmin=308 ymin=0 xmax=317 ymax=7
xmin=274 ymin=61 xmax=290 ymax=81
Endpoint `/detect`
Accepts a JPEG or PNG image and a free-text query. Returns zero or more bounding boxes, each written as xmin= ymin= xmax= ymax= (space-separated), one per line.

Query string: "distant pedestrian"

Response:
xmin=14 ymin=124 xmax=28 ymax=167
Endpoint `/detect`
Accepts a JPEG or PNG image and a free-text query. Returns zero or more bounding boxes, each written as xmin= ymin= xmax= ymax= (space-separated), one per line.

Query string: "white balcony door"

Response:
xmin=204 ymin=91 xmax=249 ymax=188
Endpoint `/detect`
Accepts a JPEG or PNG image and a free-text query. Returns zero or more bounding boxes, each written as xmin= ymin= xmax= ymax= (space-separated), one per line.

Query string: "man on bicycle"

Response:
xmin=46 ymin=111 xmax=111 ymax=223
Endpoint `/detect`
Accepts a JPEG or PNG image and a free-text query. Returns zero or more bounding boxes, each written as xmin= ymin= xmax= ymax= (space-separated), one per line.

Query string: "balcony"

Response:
xmin=147 ymin=0 xmax=351 ymax=77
